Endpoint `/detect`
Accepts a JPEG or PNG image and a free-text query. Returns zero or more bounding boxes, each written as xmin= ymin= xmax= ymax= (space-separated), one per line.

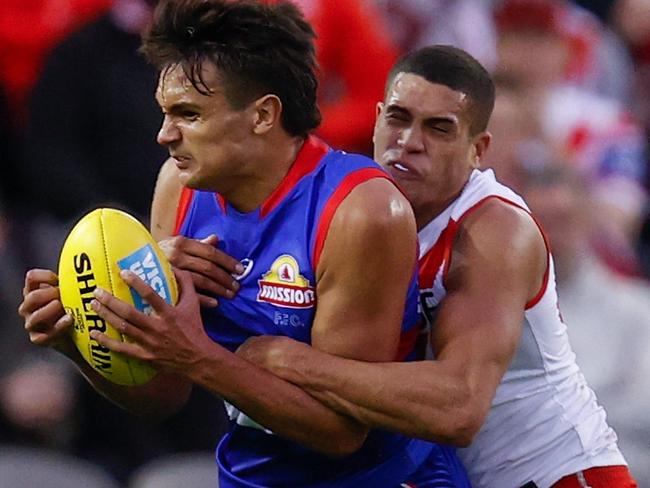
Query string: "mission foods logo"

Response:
xmin=257 ymin=254 xmax=315 ymax=309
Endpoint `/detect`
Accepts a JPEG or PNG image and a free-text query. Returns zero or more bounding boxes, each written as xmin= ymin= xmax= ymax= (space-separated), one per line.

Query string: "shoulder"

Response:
xmin=449 ymin=198 xmax=547 ymax=294
xmin=151 ymin=158 xmax=184 ymax=240
xmin=459 ymin=197 xmax=541 ymax=248
xmin=156 ymin=158 xmax=181 ymax=187
xmin=322 ymin=149 xmax=380 ymax=170
xmin=333 ymin=177 xmax=414 ymax=232
xmin=316 ymin=177 xmax=416 ymax=274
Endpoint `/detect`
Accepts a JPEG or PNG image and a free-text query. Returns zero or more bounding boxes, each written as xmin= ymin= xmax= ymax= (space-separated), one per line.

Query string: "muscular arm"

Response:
xmin=151 ymin=158 xmax=182 ymax=241
xmin=188 ymin=178 xmax=417 ymax=452
xmin=152 ymin=159 xmax=242 ymax=304
xmin=18 ymin=161 xmax=194 ymax=419
xmin=241 ymin=200 xmax=547 ymax=446
xmin=92 ymin=177 xmax=418 ymax=455
xmin=19 ymin=269 xmax=192 ymax=420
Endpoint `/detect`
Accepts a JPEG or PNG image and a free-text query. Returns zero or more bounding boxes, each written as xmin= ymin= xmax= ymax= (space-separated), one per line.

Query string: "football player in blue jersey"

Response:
xmin=18 ymin=0 xmax=470 ymax=486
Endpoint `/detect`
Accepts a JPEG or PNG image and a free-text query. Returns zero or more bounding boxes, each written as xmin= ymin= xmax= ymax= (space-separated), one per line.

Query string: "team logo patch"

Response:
xmin=257 ymin=255 xmax=315 ymax=309
xmin=232 ymin=258 xmax=254 ymax=281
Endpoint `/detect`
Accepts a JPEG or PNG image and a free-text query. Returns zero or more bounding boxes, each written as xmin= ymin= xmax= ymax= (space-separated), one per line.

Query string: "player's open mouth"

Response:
xmin=393 ymin=163 xmax=409 ymax=173
xmin=171 ymin=154 xmax=191 ymax=168
xmin=387 ymin=160 xmax=420 ymax=179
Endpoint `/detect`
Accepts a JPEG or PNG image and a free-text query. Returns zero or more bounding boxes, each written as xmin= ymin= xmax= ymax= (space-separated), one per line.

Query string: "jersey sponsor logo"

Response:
xmin=257 ymin=254 xmax=315 ymax=309
xmin=117 ymin=244 xmax=171 ymax=315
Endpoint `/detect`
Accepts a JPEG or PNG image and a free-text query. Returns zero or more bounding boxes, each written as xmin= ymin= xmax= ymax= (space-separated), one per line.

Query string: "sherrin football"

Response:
xmin=58 ymin=208 xmax=178 ymax=386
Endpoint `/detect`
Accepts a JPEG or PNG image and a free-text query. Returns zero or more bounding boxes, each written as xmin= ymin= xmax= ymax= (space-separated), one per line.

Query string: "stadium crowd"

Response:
xmin=1 ymin=0 xmax=649 ymax=486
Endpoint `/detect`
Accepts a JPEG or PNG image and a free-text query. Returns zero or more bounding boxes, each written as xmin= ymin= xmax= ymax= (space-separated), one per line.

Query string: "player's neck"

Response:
xmin=225 ymin=133 xmax=305 ymax=213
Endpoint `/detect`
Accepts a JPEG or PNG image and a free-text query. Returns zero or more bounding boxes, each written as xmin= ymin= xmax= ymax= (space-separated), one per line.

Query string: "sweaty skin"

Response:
xmin=71 ymin=64 xmax=420 ymax=456
xmin=237 ymin=73 xmax=547 ymax=446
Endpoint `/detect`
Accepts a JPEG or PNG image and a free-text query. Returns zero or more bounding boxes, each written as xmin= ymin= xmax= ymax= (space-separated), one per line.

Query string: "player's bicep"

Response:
xmin=311 ymin=178 xmax=417 ymax=362
xmin=432 ymin=202 xmax=547 ymax=397
xmin=150 ymin=158 xmax=183 ymax=241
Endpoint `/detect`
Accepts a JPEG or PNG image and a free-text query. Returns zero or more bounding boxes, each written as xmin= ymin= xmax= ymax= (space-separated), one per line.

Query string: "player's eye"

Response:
xmin=427 ymin=121 xmax=453 ymax=134
xmin=181 ymin=111 xmax=200 ymax=120
xmin=385 ymin=113 xmax=409 ymax=124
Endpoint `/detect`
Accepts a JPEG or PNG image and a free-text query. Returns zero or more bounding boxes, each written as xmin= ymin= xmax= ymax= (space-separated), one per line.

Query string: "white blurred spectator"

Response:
xmin=522 ymin=163 xmax=650 ymax=485
xmin=493 ymin=0 xmax=648 ymax=277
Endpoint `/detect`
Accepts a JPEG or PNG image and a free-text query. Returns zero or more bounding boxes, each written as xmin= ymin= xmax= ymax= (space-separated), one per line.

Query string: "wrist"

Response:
xmin=183 ymin=338 xmax=228 ymax=385
xmin=274 ymin=340 xmax=313 ymax=386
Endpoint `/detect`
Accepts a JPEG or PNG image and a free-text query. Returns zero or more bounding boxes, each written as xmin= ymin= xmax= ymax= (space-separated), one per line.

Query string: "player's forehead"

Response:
xmin=155 ymin=62 xmax=223 ymax=107
xmin=384 ymin=72 xmax=469 ymax=120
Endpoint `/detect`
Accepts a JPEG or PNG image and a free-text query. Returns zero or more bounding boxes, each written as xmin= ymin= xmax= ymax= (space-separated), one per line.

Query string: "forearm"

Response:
xmin=61 ymin=343 xmax=190 ymax=419
xmin=187 ymin=341 xmax=367 ymax=456
xmin=273 ymin=349 xmax=483 ymax=446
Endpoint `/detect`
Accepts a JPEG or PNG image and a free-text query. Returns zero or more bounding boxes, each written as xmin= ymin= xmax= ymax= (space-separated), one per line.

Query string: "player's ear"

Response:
xmin=375 ymin=102 xmax=384 ymax=120
xmin=372 ymin=102 xmax=384 ymax=145
xmin=471 ymin=131 xmax=492 ymax=168
xmin=252 ymin=94 xmax=282 ymax=135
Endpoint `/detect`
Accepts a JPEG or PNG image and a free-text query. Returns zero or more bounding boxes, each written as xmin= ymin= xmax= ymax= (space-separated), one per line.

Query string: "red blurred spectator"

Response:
xmin=0 ymin=0 xmax=111 ymax=124
xmin=264 ymin=0 xmax=398 ymax=155
xmin=492 ymin=0 xmax=647 ymax=278
xmin=376 ymin=0 xmax=498 ymax=74
xmin=495 ymin=0 xmax=598 ymax=85
xmin=494 ymin=0 xmax=632 ymax=102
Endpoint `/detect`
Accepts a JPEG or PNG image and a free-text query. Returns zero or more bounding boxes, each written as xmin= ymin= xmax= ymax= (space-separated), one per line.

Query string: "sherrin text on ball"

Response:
xmin=58 ymin=208 xmax=178 ymax=386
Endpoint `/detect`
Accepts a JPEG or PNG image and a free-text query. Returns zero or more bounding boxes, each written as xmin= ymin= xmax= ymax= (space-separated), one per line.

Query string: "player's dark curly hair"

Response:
xmin=387 ymin=45 xmax=495 ymax=135
xmin=141 ymin=0 xmax=321 ymax=137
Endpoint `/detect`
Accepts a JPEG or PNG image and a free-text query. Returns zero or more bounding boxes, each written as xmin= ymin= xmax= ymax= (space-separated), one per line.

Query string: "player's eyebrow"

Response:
xmin=384 ymin=104 xmax=411 ymax=117
xmin=425 ymin=117 xmax=457 ymax=128
xmin=385 ymin=104 xmax=458 ymax=127
xmin=158 ymin=100 xmax=203 ymax=114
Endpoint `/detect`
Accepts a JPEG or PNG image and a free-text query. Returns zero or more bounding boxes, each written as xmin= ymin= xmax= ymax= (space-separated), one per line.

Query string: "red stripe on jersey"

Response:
xmin=215 ymin=193 xmax=227 ymax=214
xmin=311 ymin=168 xmax=392 ymax=271
xmin=418 ymin=222 xmax=458 ymax=289
xmin=260 ymin=136 xmax=330 ymax=218
xmin=439 ymin=195 xmax=551 ymax=309
xmin=551 ymin=465 xmax=638 ymax=488
xmin=174 ymin=186 xmax=195 ymax=235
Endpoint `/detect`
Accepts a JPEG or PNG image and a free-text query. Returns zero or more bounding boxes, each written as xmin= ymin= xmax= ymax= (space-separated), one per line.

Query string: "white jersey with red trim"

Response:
xmin=418 ymin=169 xmax=625 ymax=488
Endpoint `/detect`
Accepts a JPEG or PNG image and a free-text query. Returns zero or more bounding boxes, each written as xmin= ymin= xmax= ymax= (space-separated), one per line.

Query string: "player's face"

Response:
xmin=155 ymin=63 xmax=255 ymax=192
xmin=373 ymin=73 xmax=490 ymax=228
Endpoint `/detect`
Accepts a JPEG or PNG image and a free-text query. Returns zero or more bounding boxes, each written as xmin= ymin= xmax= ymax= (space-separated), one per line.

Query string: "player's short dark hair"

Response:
xmin=141 ymin=0 xmax=321 ymax=137
xmin=387 ymin=45 xmax=495 ymax=135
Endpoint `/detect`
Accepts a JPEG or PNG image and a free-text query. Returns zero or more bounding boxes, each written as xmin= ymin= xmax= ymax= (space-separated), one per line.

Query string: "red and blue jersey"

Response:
xmin=174 ymin=136 xmax=468 ymax=487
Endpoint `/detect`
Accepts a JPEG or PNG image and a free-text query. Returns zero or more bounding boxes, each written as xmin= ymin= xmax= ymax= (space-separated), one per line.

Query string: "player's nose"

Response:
xmin=398 ymin=125 xmax=424 ymax=152
xmin=157 ymin=116 xmax=181 ymax=146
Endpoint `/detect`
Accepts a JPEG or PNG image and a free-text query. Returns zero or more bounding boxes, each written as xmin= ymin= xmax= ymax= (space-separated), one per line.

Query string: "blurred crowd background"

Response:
xmin=1 ymin=0 xmax=649 ymax=486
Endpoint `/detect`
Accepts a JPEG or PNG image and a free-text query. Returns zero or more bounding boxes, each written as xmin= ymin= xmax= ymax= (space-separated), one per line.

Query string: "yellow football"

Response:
xmin=58 ymin=208 xmax=178 ymax=386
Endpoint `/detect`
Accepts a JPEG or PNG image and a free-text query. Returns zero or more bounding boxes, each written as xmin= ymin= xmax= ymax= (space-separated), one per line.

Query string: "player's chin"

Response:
xmin=178 ymin=171 xmax=200 ymax=189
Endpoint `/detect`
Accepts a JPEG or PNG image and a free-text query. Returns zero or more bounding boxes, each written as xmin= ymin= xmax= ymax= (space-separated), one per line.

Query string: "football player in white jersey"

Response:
xmin=236 ymin=45 xmax=638 ymax=488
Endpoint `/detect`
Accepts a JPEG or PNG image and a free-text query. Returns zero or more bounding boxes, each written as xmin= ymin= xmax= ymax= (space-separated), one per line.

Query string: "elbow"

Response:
xmin=446 ymin=414 xmax=482 ymax=447
xmin=320 ymin=427 xmax=368 ymax=457
xmin=337 ymin=431 xmax=368 ymax=457
xmin=441 ymin=400 xmax=486 ymax=448
xmin=416 ymin=390 xmax=487 ymax=448
xmin=127 ymin=374 xmax=191 ymax=420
